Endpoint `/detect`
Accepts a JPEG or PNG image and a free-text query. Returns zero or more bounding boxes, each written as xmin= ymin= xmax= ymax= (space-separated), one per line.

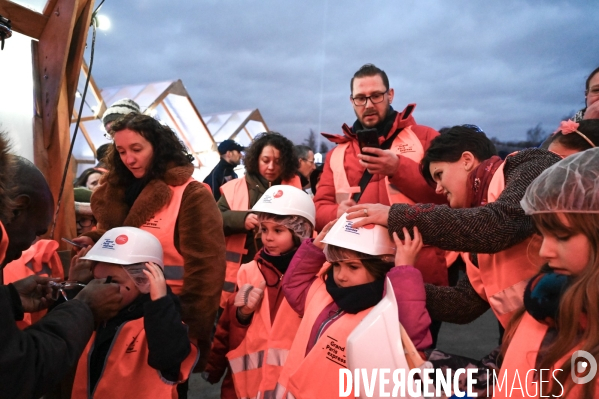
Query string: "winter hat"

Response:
xmin=74 ymin=187 xmax=93 ymax=216
xmin=102 ymin=98 xmax=141 ymax=128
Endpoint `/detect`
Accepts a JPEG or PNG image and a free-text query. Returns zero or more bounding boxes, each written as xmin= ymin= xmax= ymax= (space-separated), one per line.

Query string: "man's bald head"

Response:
xmin=2 ymin=156 xmax=54 ymax=266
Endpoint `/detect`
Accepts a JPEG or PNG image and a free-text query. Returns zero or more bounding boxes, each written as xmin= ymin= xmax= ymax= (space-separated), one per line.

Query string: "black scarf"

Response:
xmin=324 ymin=268 xmax=384 ymax=314
xmin=124 ymin=177 xmax=149 ymax=208
xmin=352 ymin=106 xmax=397 ymax=139
xmin=258 ymin=248 xmax=298 ymax=276
xmin=523 ymin=267 xmax=571 ymax=326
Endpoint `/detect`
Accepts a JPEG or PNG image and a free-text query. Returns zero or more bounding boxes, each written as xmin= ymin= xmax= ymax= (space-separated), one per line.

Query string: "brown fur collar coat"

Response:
xmin=92 ymin=164 xmax=194 ymax=230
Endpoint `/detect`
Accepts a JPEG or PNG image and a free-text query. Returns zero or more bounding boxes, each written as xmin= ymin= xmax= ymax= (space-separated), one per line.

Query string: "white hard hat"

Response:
xmin=321 ymin=213 xmax=395 ymax=258
xmin=347 ymin=278 xmax=430 ymax=398
xmin=81 ymin=227 xmax=163 ymax=269
xmin=252 ymin=185 xmax=315 ymax=227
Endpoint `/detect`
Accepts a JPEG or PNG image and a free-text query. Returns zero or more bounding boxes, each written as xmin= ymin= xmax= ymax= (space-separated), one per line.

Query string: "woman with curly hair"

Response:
xmin=71 ymin=113 xmax=226 ymax=375
xmin=217 ymin=131 xmax=301 ymax=308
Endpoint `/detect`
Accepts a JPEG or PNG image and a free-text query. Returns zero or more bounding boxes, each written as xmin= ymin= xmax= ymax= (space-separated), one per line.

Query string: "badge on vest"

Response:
xmin=142 ymin=216 xmax=162 ymax=229
xmin=325 ymin=335 xmax=347 ymax=367
xmin=394 ymin=143 xmax=415 ymax=153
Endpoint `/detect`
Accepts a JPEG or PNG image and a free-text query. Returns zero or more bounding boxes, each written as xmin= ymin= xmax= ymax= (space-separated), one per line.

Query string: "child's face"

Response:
xmin=333 ymin=259 xmax=375 ymax=287
xmin=260 ymin=221 xmax=295 ymax=255
xmin=93 ymin=262 xmax=141 ymax=308
xmin=539 ymin=214 xmax=591 ymax=276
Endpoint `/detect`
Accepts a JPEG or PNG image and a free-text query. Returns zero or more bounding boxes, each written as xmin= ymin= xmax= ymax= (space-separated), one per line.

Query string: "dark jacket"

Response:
xmin=0 ymin=284 xmax=94 ymax=399
xmin=89 ymin=164 xmax=226 ymax=371
xmin=203 ymin=158 xmax=238 ymax=201
xmin=86 ymin=289 xmax=190 ymax=391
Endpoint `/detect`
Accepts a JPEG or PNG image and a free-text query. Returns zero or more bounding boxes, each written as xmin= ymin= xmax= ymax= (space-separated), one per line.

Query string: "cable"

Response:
xmin=49 ymin=17 xmax=98 ymax=238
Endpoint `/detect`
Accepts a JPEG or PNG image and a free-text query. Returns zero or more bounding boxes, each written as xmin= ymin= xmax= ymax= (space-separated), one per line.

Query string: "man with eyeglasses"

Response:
xmin=314 ymin=63 xmax=448 ymax=289
xmin=295 ymin=145 xmax=316 ymax=193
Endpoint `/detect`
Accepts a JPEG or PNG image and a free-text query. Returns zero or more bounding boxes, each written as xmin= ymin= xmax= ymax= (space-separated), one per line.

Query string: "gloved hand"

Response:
xmin=234 ymin=281 xmax=266 ymax=316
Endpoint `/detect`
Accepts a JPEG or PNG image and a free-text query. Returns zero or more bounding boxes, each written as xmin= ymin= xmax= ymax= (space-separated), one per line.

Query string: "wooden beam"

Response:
xmin=80 ymin=58 xmax=106 ymax=118
xmin=70 ymin=115 xmax=98 ymax=123
xmin=65 ymin=0 xmax=95 ymax=119
xmin=37 ymin=0 xmax=78 ymax=150
xmin=72 ymin=108 xmax=97 ymax=157
xmin=0 ymin=0 xmax=48 ymax=39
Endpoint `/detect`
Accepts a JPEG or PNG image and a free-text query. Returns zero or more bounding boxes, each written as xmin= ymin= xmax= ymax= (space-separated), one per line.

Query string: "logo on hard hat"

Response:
xmin=274 ymin=190 xmax=284 ymax=198
xmin=262 ymin=194 xmax=273 ymax=204
xmin=101 ymin=239 xmax=116 ymax=250
xmin=115 ymin=235 xmax=129 ymax=245
xmin=343 ymin=221 xmax=359 ymax=235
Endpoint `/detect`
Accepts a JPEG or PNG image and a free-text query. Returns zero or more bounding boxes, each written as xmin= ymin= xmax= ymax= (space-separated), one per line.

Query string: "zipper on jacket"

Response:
xmin=313 ymin=309 xmax=343 ymax=347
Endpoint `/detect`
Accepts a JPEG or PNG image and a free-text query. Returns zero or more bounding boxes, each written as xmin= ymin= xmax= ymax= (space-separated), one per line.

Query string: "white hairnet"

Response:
xmin=257 ymin=213 xmax=313 ymax=240
xmin=521 ymin=147 xmax=599 ymax=214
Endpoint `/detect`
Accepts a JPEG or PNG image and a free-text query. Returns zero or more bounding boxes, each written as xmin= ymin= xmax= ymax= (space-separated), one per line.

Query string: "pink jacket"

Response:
xmin=282 ymin=239 xmax=432 ymax=353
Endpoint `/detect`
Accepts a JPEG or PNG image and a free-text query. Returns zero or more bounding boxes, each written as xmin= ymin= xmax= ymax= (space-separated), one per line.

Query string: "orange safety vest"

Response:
xmin=329 ymin=127 xmax=424 ymax=205
xmin=494 ymin=312 xmax=595 ymax=398
xmin=3 ymin=239 xmax=64 ymax=328
xmin=219 ymin=175 xmax=302 ymax=308
xmin=466 ymin=162 xmax=545 ymax=328
xmin=225 ymin=260 xmax=302 ymax=399
xmin=140 ymin=178 xmax=194 ymax=296
xmin=71 ymin=317 xmax=199 ymax=399
xmin=274 ymin=277 xmax=371 ymax=399
xmin=0 ymin=221 xmax=8 ymax=266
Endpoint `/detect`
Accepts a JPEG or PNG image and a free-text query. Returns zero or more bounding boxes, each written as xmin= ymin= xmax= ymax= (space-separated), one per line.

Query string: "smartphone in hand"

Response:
xmin=356 ymin=128 xmax=380 ymax=155
xmin=61 ymin=237 xmax=86 ymax=248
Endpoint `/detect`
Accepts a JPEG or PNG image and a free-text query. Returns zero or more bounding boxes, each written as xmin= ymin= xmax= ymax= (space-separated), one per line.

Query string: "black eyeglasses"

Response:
xmin=461 ymin=124 xmax=484 ymax=133
xmin=351 ymin=91 xmax=388 ymax=106
xmin=76 ymin=217 xmax=96 ymax=228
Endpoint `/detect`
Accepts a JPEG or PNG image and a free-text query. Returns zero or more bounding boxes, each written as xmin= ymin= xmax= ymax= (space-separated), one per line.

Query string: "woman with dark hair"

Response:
xmin=72 ymin=113 xmax=226 ymax=374
xmin=74 ymin=167 xmax=103 ymax=191
xmin=348 ymin=125 xmax=563 ymax=327
xmin=217 ymin=131 xmax=301 ymax=308
xmin=573 ymin=66 xmax=599 ymax=121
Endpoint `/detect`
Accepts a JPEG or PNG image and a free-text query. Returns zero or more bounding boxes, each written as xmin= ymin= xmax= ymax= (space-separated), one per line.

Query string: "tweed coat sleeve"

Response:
xmin=387 ymin=149 xmax=562 ymax=254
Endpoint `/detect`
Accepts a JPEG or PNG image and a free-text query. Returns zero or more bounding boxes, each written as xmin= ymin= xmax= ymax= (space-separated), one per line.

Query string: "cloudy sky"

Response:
xmin=89 ymin=0 xmax=598 ymax=147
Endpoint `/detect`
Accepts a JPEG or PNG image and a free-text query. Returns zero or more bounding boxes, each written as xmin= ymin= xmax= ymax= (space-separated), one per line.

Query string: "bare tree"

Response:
xmin=526 ymin=123 xmax=546 ymax=146
xmin=319 ymin=141 xmax=329 ymax=155
xmin=303 ymin=129 xmax=316 ymax=151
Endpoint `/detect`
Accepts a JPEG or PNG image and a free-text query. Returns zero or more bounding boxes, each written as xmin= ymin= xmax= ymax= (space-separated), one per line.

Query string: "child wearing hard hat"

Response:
xmin=274 ymin=214 xmax=432 ymax=399
xmin=203 ymin=185 xmax=315 ymax=399
xmin=69 ymin=227 xmax=198 ymax=399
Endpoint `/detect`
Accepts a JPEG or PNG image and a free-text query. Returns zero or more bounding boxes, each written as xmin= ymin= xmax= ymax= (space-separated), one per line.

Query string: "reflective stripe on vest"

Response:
xmin=275 ymin=277 xmax=370 ymax=399
xmin=226 ymin=260 xmax=302 ymax=399
xmin=467 ymin=160 xmax=545 ymax=327
xmin=140 ymin=178 xmax=194 ymax=296
xmin=497 ymin=312 xmax=591 ymax=398
xmin=3 ymin=239 xmax=64 ymax=328
xmin=71 ymin=317 xmax=199 ymax=399
xmin=219 ymin=176 xmax=302 ymax=308
xmin=329 ymin=126 xmax=424 ymax=205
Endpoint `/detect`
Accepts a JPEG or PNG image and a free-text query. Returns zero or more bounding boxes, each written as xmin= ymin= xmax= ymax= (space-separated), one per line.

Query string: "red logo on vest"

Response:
xmin=115 ymin=235 xmax=128 ymax=245
xmin=274 ymin=190 xmax=284 ymax=198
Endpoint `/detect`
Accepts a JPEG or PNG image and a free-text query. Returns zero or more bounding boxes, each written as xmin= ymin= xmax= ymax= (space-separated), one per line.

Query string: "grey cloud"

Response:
xmin=90 ymin=0 xmax=598 ymax=145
